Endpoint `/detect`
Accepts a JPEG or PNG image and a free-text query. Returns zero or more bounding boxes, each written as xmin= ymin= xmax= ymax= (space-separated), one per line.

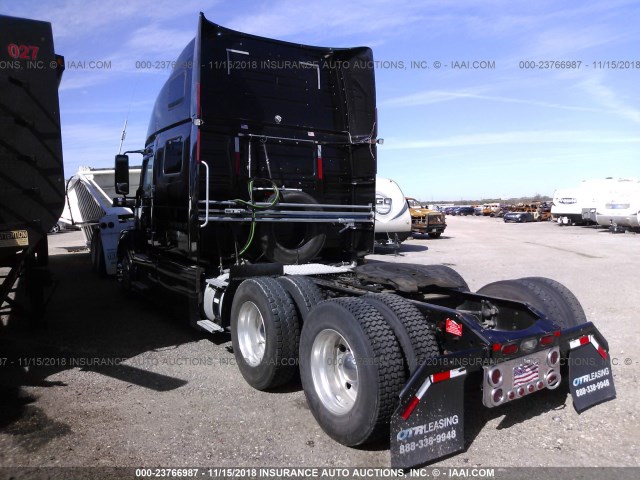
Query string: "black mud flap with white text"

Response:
xmin=390 ymin=368 xmax=466 ymax=469
xmin=568 ymin=336 xmax=616 ymax=413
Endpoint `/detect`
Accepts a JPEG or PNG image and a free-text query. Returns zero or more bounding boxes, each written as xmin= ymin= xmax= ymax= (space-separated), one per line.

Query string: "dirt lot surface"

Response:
xmin=1 ymin=217 xmax=638 ymax=475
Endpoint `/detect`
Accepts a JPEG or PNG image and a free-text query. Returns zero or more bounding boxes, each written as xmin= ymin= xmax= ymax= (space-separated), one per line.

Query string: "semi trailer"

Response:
xmin=113 ymin=13 xmax=616 ymax=468
xmin=0 ymin=14 xmax=65 ymax=320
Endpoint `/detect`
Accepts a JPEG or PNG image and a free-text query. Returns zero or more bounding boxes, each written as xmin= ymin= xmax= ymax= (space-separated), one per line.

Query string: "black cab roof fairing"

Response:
xmin=146 ymin=13 xmax=378 ymax=160
xmin=145 ymin=39 xmax=196 ymax=145
xmin=194 ymin=13 xmax=377 ymax=139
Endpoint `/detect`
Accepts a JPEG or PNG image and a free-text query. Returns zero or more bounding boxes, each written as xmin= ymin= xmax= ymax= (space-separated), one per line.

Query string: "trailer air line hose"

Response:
xmin=232 ymin=178 xmax=280 ymax=258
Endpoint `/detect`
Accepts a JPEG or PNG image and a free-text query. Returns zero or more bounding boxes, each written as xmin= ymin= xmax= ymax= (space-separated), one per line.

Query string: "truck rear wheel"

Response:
xmin=120 ymin=251 xmax=134 ymax=293
xmin=276 ymin=275 xmax=325 ymax=321
xmin=517 ymin=277 xmax=586 ymax=328
xmin=90 ymin=232 xmax=106 ymax=275
xmin=299 ymin=297 xmax=405 ymax=446
xmin=477 ymin=277 xmax=585 ymax=330
xmin=231 ymin=278 xmax=300 ymax=390
xmin=361 ymin=293 xmax=438 ymax=374
xmin=427 ymin=232 xmax=442 ymax=238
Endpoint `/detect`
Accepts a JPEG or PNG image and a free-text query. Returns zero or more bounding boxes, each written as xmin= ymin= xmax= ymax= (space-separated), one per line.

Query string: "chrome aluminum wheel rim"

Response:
xmin=310 ymin=329 xmax=358 ymax=415
xmin=237 ymin=301 xmax=266 ymax=366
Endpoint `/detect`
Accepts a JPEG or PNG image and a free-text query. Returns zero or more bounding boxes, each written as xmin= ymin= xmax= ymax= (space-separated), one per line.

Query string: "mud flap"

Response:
xmin=568 ymin=336 xmax=616 ymax=412
xmin=390 ymin=368 xmax=466 ymax=469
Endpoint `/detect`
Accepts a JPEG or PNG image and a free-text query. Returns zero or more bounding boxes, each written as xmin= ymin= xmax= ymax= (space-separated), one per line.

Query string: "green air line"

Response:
xmin=236 ymin=178 xmax=280 ymax=256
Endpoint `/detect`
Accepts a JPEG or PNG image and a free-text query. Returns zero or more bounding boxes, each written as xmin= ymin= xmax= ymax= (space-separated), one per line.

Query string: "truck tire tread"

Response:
xmin=300 ymin=297 xmax=405 ymax=445
xmin=231 ymin=277 xmax=300 ymax=390
xmin=362 ymin=293 xmax=438 ymax=374
xmin=277 ymin=275 xmax=325 ymax=321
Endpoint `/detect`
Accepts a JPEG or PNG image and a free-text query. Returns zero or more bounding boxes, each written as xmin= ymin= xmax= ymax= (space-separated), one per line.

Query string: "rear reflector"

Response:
xmin=520 ymin=338 xmax=537 ymax=352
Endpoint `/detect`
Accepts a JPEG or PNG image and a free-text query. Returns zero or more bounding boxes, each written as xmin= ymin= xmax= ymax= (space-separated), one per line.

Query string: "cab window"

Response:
xmin=141 ymin=156 xmax=154 ymax=196
xmin=163 ymin=138 xmax=183 ymax=174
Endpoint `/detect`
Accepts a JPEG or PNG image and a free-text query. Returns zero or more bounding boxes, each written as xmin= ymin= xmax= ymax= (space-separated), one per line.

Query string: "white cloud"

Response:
xmin=384 ymin=130 xmax=640 ymax=150
xmin=224 ymin=0 xmax=428 ymax=44
xmin=381 ymin=89 xmax=601 ymax=113
xmin=579 ymin=76 xmax=640 ymax=125
xmin=125 ymin=25 xmax=194 ymax=56
xmin=6 ymin=0 xmax=221 ymax=38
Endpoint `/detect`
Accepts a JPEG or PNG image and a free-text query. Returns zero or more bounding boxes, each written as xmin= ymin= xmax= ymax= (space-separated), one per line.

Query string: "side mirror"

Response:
xmin=115 ymin=154 xmax=130 ymax=195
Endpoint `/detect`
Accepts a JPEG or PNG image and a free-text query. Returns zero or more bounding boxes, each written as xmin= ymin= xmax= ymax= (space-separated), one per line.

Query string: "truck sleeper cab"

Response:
xmin=114 ymin=14 xmax=616 ymax=469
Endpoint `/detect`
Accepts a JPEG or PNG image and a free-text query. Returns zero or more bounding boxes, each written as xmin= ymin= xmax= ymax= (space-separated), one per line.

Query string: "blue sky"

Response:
xmin=3 ymin=0 xmax=639 ymax=200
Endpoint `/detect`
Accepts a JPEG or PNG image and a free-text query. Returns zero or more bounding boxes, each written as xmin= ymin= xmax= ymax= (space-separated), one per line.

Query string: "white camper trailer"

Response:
xmin=552 ymin=178 xmax=629 ymax=226
xmin=595 ymin=178 xmax=640 ymax=230
xmin=551 ymin=188 xmax=583 ymax=225
xmin=374 ymin=176 xmax=411 ymax=247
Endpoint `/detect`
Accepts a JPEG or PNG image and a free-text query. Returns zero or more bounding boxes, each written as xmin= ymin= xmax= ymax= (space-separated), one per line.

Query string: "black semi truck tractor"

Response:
xmin=113 ymin=13 xmax=616 ymax=468
xmin=0 ymin=14 xmax=65 ymax=321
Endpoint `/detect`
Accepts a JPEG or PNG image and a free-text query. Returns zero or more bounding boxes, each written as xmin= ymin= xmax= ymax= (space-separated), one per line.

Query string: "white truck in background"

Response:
xmin=63 ymin=167 xmax=140 ymax=274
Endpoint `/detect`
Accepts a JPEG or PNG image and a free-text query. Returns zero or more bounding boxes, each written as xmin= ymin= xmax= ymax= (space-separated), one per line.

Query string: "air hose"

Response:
xmin=233 ymin=178 xmax=280 ymax=257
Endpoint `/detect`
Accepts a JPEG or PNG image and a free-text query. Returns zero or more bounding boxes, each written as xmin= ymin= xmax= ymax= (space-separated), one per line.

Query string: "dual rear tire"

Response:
xmin=230 ymin=276 xmax=437 ymax=446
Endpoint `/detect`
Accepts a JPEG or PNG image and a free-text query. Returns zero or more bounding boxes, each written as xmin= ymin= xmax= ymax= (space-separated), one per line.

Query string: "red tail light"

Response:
xmin=317 ymin=145 xmax=323 ymax=180
xmin=501 ymin=343 xmax=519 ymax=356
xmin=489 ymin=368 xmax=502 ymax=387
xmin=540 ymin=334 xmax=555 ymax=346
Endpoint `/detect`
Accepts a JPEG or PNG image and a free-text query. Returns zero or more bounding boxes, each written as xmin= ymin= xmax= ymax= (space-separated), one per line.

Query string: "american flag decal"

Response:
xmin=446 ymin=318 xmax=463 ymax=336
xmin=513 ymin=363 xmax=539 ymax=387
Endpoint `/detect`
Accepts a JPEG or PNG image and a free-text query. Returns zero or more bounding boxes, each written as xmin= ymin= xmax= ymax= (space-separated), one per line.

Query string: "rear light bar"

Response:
xmin=483 ymin=347 xmax=561 ymax=407
xmin=493 ymin=331 xmax=560 ymax=357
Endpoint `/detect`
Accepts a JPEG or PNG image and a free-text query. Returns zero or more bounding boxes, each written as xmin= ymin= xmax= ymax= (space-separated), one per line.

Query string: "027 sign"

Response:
xmin=6 ymin=43 xmax=39 ymax=60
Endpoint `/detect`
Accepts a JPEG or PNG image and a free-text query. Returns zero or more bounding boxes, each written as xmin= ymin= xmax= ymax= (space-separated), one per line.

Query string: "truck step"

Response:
xmin=196 ymin=319 xmax=224 ymax=333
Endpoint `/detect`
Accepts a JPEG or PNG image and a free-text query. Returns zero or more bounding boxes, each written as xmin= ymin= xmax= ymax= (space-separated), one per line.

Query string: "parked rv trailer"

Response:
xmin=595 ymin=178 xmax=640 ymax=231
xmin=552 ymin=178 xmax=620 ymax=226
xmin=112 ymin=13 xmax=615 ymax=469
xmin=551 ymin=188 xmax=584 ymax=225
xmin=374 ymin=176 xmax=411 ymax=247
xmin=0 ymin=14 xmax=64 ymax=318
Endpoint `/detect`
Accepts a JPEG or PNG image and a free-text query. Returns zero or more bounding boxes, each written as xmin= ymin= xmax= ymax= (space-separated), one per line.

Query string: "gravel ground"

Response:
xmin=1 ymin=217 xmax=638 ymax=474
